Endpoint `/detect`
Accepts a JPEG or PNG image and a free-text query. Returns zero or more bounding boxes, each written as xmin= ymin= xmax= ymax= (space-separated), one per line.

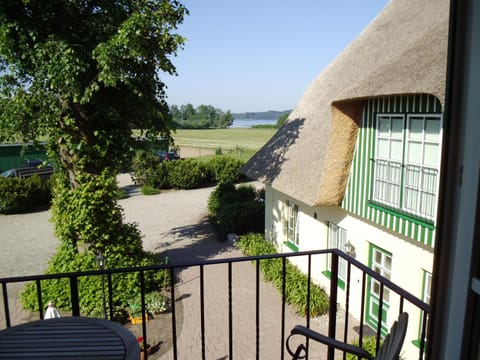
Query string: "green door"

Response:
xmin=366 ymin=244 xmax=392 ymax=335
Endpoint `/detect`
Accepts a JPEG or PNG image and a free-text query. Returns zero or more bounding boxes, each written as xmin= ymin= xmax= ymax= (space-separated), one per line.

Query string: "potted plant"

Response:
xmin=145 ymin=291 xmax=168 ymax=315
xmin=127 ymin=301 xmax=148 ymax=325
xmin=137 ymin=336 xmax=152 ymax=359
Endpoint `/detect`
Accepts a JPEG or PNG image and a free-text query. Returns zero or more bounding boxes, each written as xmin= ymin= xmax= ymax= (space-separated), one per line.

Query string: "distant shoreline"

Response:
xmin=230 ymin=118 xmax=277 ymax=128
xmin=232 ymin=110 xmax=290 ymax=120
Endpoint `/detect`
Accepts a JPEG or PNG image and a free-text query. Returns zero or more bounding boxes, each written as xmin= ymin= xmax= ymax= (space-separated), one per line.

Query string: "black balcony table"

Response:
xmin=0 ymin=316 xmax=140 ymax=360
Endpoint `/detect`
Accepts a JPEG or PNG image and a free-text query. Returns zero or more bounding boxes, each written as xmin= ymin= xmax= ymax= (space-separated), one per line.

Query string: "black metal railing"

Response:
xmin=0 ymin=249 xmax=429 ymax=360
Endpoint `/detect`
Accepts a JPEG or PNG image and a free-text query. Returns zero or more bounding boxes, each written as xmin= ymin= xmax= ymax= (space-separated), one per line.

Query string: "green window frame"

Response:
xmin=371 ymin=114 xmax=442 ymax=221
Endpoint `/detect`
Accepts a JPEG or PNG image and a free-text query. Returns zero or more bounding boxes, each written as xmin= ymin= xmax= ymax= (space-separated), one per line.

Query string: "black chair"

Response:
xmin=286 ymin=312 xmax=409 ymax=360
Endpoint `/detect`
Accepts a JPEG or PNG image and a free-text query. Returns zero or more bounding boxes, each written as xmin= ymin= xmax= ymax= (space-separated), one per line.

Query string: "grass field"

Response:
xmin=171 ymin=128 xmax=277 ymax=161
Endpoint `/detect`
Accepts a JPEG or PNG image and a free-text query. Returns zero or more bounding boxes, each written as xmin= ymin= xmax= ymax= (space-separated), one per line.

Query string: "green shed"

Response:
xmin=0 ymin=143 xmax=49 ymax=172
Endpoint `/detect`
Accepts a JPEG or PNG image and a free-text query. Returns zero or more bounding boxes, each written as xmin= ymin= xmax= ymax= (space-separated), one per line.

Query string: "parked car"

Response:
xmin=155 ymin=151 xmax=180 ymax=161
xmin=0 ymin=169 xmax=16 ymax=178
xmin=0 ymin=165 xmax=54 ymax=179
xmin=24 ymin=158 xmax=44 ymax=168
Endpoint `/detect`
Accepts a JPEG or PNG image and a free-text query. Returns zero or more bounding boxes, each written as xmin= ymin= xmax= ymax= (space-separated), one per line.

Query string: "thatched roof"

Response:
xmin=242 ymin=0 xmax=450 ymax=207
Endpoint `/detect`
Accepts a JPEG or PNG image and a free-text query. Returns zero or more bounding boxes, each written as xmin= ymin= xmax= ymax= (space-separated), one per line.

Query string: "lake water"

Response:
xmin=230 ymin=119 xmax=277 ymax=128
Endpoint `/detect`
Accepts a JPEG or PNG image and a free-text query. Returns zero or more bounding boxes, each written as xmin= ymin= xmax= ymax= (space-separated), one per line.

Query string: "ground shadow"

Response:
xmin=153 ymin=217 xmax=234 ymax=266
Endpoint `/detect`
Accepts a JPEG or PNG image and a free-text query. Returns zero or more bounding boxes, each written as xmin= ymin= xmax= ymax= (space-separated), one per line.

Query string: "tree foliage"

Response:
xmin=276 ymin=112 xmax=290 ymax=128
xmin=0 ymin=1 xmax=188 ymax=313
xmin=170 ymin=103 xmax=234 ymax=128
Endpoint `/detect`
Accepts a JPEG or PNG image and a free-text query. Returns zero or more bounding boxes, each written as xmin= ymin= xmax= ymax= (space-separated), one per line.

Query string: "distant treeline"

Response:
xmin=170 ymin=104 xmax=291 ymax=129
xmin=170 ymin=104 xmax=234 ymax=129
xmin=232 ymin=110 xmax=291 ymax=120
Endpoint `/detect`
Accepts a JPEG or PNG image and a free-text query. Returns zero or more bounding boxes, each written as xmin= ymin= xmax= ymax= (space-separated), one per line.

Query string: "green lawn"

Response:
xmin=171 ymin=128 xmax=277 ymax=161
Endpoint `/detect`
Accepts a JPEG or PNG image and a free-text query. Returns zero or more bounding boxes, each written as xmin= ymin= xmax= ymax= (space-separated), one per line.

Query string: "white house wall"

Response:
xmin=266 ymin=186 xmax=433 ymax=359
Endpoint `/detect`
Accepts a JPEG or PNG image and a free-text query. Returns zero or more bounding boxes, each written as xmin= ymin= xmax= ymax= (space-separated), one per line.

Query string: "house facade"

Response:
xmin=242 ymin=0 xmax=449 ymax=358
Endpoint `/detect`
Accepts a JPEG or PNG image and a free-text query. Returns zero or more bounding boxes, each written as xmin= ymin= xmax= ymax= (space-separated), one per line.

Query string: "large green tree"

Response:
xmin=0 ymin=1 xmax=188 ymax=313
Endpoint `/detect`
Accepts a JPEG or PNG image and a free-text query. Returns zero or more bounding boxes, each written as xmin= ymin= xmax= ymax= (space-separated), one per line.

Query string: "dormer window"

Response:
xmin=371 ymin=114 xmax=442 ymax=221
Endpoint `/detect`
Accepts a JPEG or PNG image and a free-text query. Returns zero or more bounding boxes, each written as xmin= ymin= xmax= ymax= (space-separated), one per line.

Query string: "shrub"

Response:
xmin=0 ymin=175 xmax=52 ymax=214
xmin=346 ymin=336 xmax=405 ymax=360
xmin=131 ymin=150 xmax=160 ymax=187
xmin=167 ymin=159 xmax=204 ymax=189
xmin=207 ymin=182 xmax=236 ymax=215
xmin=346 ymin=336 xmax=382 ymax=360
xmin=216 ymin=201 xmax=264 ymax=234
xmin=141 ymin=185 xmax=161 ymax=195
xmin=205 ymin=155 xmax=245 ymax=184
xmin=131 ymin=150 xmax=171 ymax=190
xmin=208 ymin=182 xmax=264 ymax=237
xmin=237 ymin=233 xmax=329 ymax=317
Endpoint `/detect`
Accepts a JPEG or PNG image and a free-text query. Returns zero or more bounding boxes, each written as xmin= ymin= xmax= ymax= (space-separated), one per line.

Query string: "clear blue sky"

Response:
xmin=164 ymin=1 xmax=389 ymax=113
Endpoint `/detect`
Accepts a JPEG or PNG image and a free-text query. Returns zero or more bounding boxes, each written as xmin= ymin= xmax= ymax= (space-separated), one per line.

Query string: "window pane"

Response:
xmin=378 ymin=139 xmax=390 ymax=158
xmin=423 ymin=169 xmax=438 ymax=192
xmin=391 ymin=117 xmax=404 ymax=138
xmin=378 ymin=117 xmax=390 ymax=135
xmin=391 ymin=140 xmax=403 ymax=161
xmin=339 ymin=228 xmax=347 ymax=249
xmin=409 ymin=117 xmax=424 ymax=140
xmin=385 ymin=256 xmax=392 ymax=270
xmin=383 ymin=288 xmax=390 ymax=302
xmin=424 ymin=143 xmax=439 ymax=167
xmin=425 ymin=118 xmax=441 ymax=141
xmin=405 ymin=166 xmax=420 ymax=187
xmin=408 ymin=141 xmax=422 ymax=163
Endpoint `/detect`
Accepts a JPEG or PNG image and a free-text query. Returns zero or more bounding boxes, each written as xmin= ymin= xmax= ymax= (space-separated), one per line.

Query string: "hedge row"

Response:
xmin=207 ymin=182 xmax=264 ymax=239
xmin=237 ymin=233 xmax=329 ymax=317
xmin=131 ymin=151 xmax=245 ymax=191
xmin=0 ymin=175 xmax=52 ymax=214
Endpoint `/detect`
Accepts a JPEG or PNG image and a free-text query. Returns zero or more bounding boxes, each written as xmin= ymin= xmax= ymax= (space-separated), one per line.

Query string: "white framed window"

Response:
xmin=371 ymin=247 xmax=392 ymax=304
xmin=326 ymin=222 xmax=347 ymax=284
xmin=372 ymin=114 xmax=442 ymax=220
xmin=286 ymin=201 xmax=299 ymax=247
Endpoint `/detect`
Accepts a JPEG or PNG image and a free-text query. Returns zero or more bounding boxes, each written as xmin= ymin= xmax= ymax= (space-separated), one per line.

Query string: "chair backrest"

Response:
xmin=374 ymin=312 xmax=409 ymax=360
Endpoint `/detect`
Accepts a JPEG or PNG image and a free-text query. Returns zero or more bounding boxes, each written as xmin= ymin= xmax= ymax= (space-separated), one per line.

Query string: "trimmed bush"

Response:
xmin=217 ymin=201 xmax=264 ymax=234
xmin=131 ymin=150 xmax=172 ymax=190
xmin=207 ymin=182 xmax=236 ymax=215
xmin=167 ymin=159 xmax=204 ymax=189
xmin=205 ymin=155 xmax=245 ymax=184
xmin=237 ymin=233 xmax=329 ymax=317
xmin=208 ymin=182 xmax=264 ymax=237
xmin=0 ymin=174 xmax=52 ymax=214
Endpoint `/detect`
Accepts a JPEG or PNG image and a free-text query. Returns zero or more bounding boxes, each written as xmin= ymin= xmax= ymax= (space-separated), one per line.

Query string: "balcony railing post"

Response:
xmin=228 ymin=262 xmax=233 ymax=360
xmin=2 ymin=283 xmax=11 ymax=328
xmin=36 ymin=279 xmax=43 ymax=319
xmin=70 ymin=276 xmax=80 ymax=316
xmin=200 ymin=265 xmax=206 ymax=360
xmin=170 ymin=267 xmax=178 ymax=360
xmin=328 ymin=252 xmax=339 ymax=360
